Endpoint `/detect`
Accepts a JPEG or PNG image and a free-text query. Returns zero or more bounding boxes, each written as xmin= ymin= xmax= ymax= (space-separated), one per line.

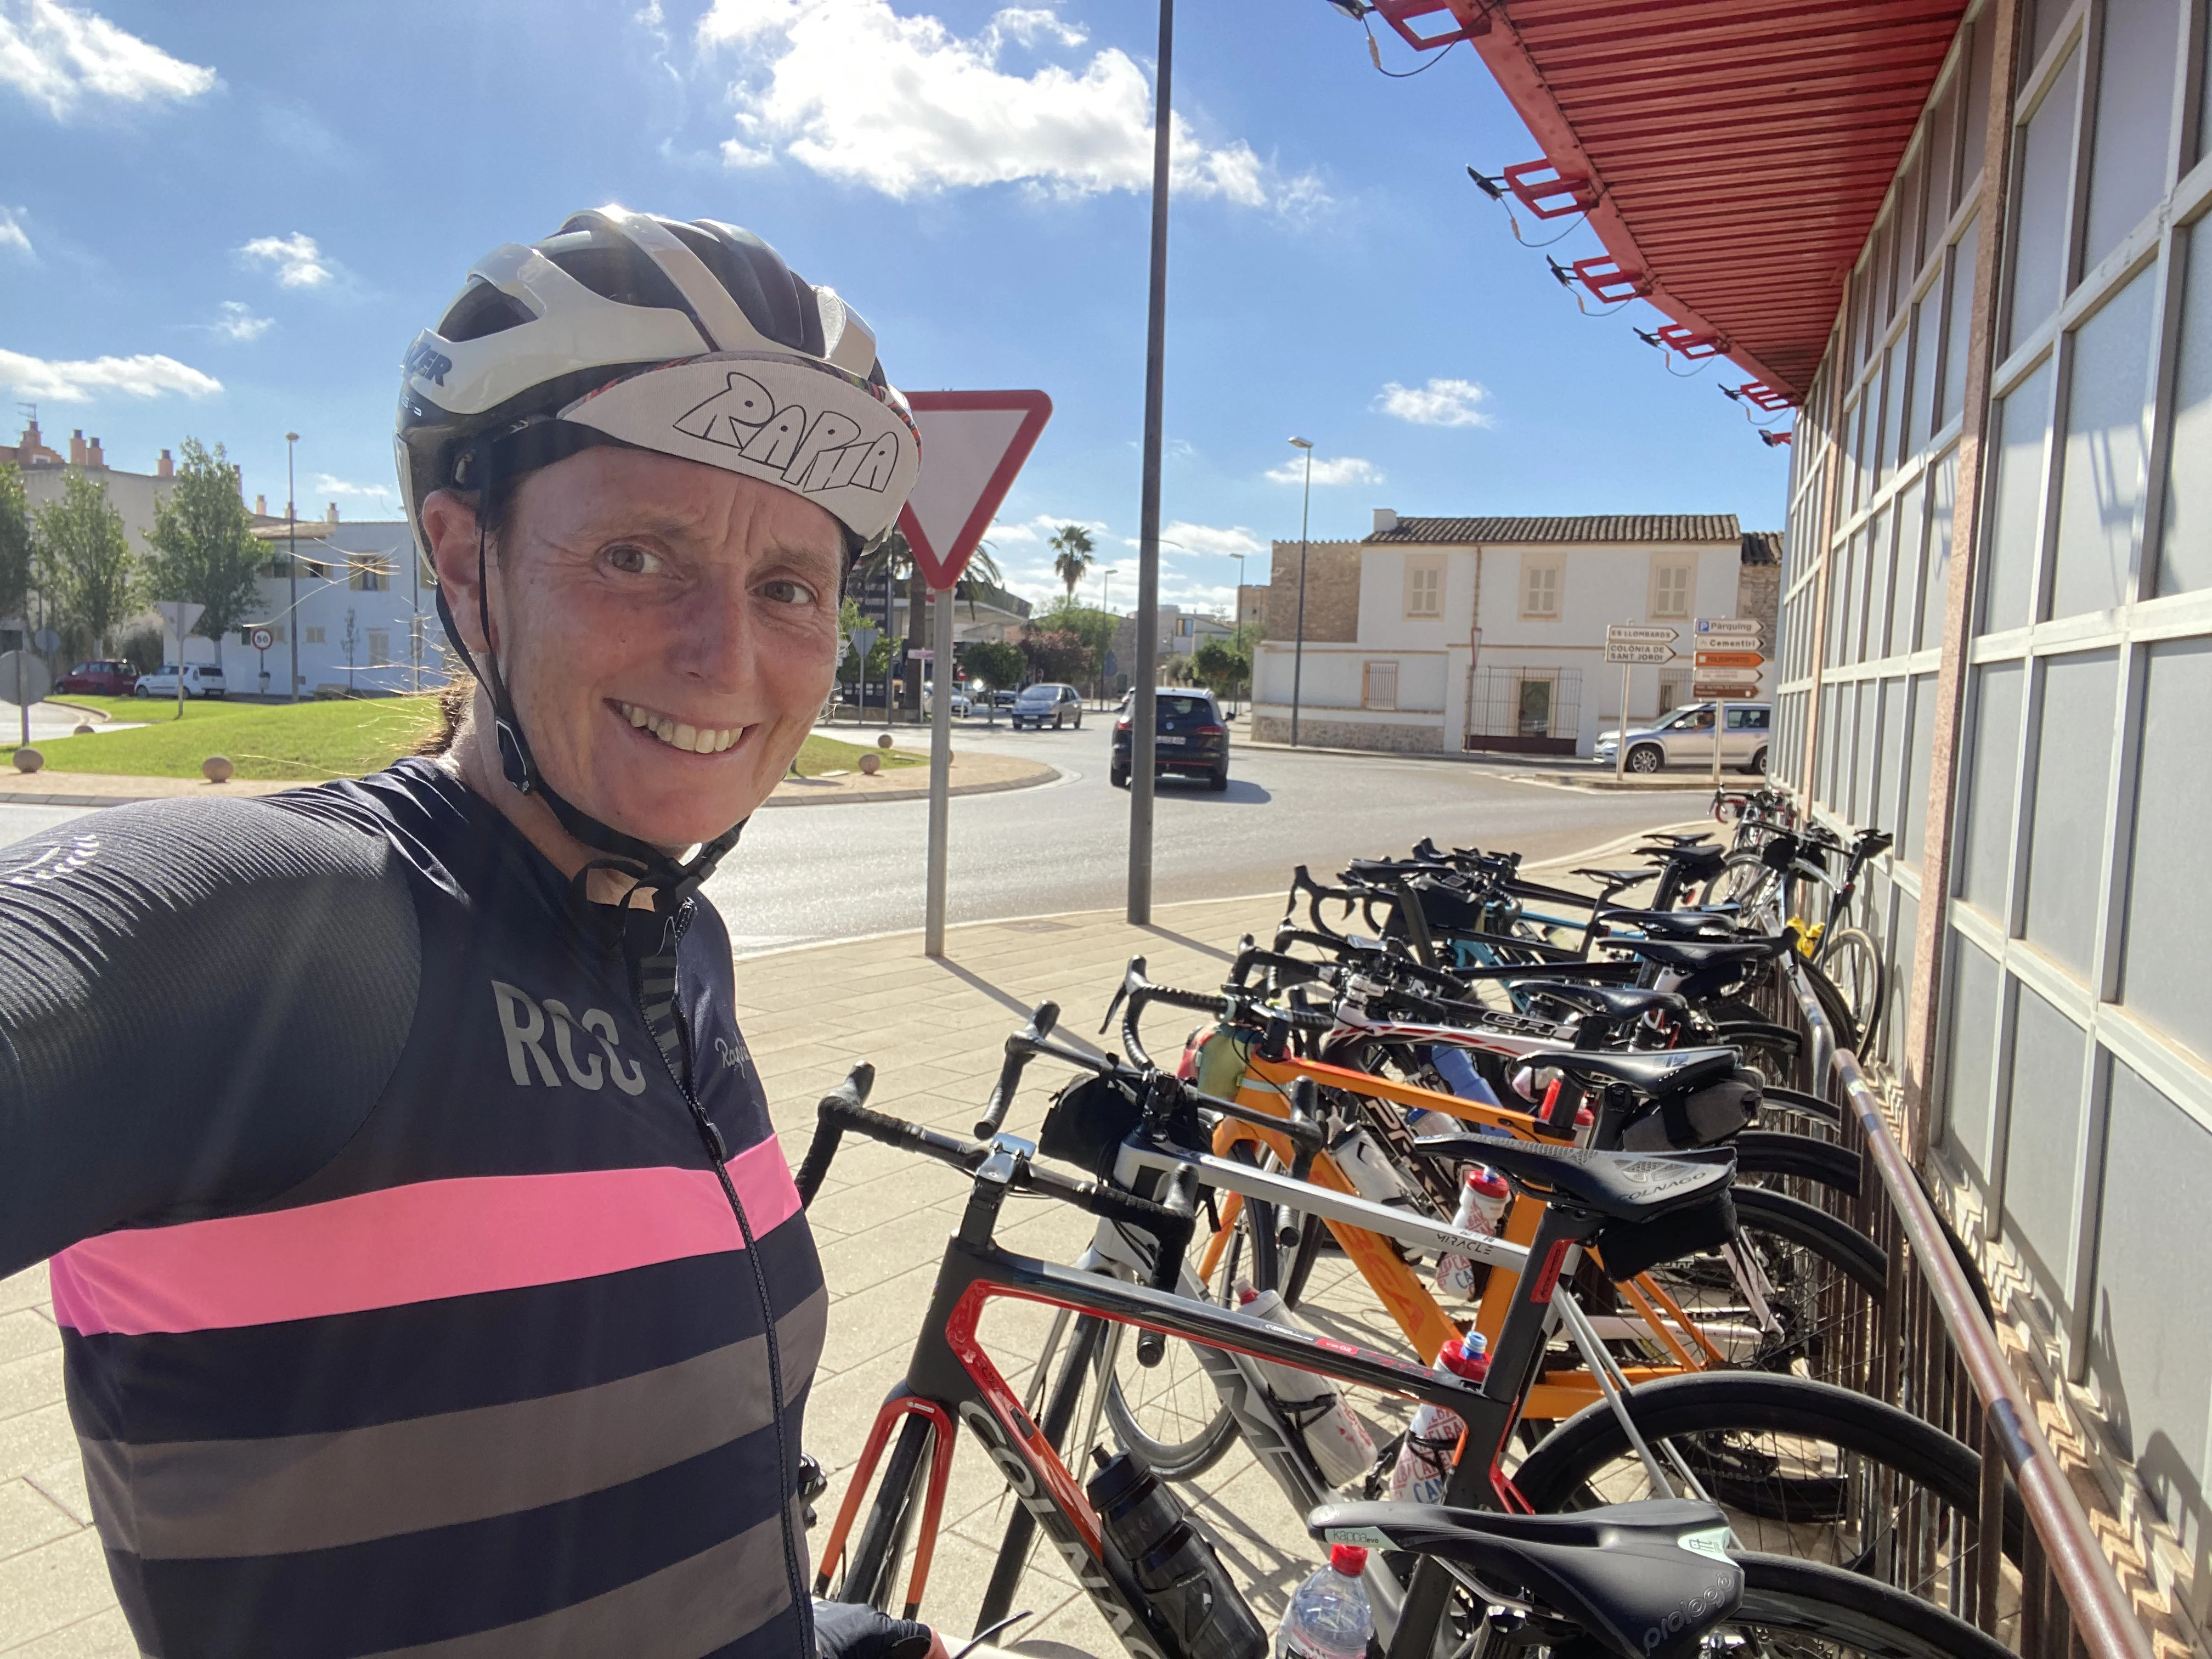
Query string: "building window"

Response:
xmin=1405 ymin=560 xmax=1443 ymax=618
xmin=1522 ymin=558 xmax=1562 ymax=619
xmin=1516 ymin=675 xmax=1554 ymax=736
xmin=368 ymin=630 xmax=391 ymax=668
xmin=1362 ymin=660 xmax=1399 ymax=710
xmin=304 ymin=626 xmax=326 ymax=645
xmin=350 ymin=557 xmax=390 ymax=592
xmin=1650 ymin=560 xmax=1692 ymax=619
xmin=1658 ymin=678 xmax=1683 ymax=714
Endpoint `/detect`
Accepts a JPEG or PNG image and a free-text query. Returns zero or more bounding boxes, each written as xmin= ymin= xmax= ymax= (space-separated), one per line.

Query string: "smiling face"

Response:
xmin=425 ymin=445 xmax=845 ymax=852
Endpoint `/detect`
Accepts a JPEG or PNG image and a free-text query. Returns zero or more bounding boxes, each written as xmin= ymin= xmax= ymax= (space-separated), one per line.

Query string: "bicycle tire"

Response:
xmin=1798 ymin=952 xmax=1863 ymax=1055
xmin=1723 ymin=1551 xmax=2016 ymax=1659
xmin=1818 ymin=926 xmax=1887 ymax=1056
xmin=836 ymin=1412 xmax=934 ymax=1612
xmin=1512 ymin=1372 xmax=2002 ymax=1573
xmin=1101 ymin=1144 xmax=1279 ymax=1482
xmin=1733 ymin=1130 xmax=1861 ymax=1197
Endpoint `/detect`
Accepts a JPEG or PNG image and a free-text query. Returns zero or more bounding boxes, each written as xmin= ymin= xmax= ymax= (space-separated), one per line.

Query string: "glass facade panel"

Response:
xmin=2120 ymin=637 xmax=2212 ymax=1059
xmin=1853 ymin=679 xmax=1881 ymax=822
xmin=1876 ymin=676 xmax=1908 ymax=831
xmin=1887 ymin=479 xmax=1923 ymax=656
xmin=1982 ymin=359 xmax=2056 ymax=631
xmin=2052 ymin=269 xmax=2154 ymax=618
xmin=1882 ymin=340 xmax=1911 ymax=484
xmin=1943 ymin=937 xmax=2004 ymax=1175
xmin=1921 ymin=451 xmax=1957 ymax=650
xmin=2022 ymin=648 xmax=2119 ymax=977
xmin=1909 ymin=292 xmax=1943 ymax=455
xmin=1902 ymin=673 xmax=1938 ymax=866
xmin=2083 ymin=0 xmax=2181 ymax=270
xmin=2157 ymin=223 xmax=2212 ymax=595
xmin=1942 ymin=218 xmax=1980 ymax=429
xmin=2007 ymin=50 xmax=2081 ymax=353
xmin=2001 ymin=984 xmax=2088 ymax=1302
xmin=1959 ymin=660 xmax=2025 ymax=911
xmin=1922 ymin=75 xmax=1959 ymax=259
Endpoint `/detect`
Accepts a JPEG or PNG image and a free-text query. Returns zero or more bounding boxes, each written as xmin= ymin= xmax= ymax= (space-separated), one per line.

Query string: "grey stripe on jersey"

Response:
xmin=363 ymin=1508 xmax=800 ymax=1659
xmin=82 ymin=1286 xmax=827 ymax=1560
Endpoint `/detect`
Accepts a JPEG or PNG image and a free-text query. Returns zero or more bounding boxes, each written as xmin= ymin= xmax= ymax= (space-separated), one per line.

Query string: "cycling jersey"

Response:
xmin=0 ymin=758 xmax=824 ymax=1659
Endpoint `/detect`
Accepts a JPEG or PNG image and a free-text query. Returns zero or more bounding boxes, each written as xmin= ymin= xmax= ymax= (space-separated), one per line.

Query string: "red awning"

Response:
xmin=1385 ymin=0 xmax=1968 ymax=399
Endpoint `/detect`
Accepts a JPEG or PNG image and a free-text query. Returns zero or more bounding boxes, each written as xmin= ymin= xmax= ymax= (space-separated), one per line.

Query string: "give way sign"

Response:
xmin=898 ymin=390 xmax=1053 ymax=591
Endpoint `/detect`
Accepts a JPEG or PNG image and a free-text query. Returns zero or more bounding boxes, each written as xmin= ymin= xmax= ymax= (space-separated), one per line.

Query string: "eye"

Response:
xmin=759 ymin=577 xmax=820 ymax=607
xmin=604 ymin=544 xmax=666 ymax=577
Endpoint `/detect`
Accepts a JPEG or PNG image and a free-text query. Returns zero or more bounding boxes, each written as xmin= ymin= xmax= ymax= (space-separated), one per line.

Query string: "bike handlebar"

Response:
xmin=975 ymin=1001 xmax=1061 ymax=1138
xmin=793 ymin=1064 xmax=878 ymax=1206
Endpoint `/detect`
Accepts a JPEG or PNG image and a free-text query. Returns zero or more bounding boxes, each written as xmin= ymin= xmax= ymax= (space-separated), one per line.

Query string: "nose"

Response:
xmin=670 ymin=566 xmax=767 ymax=694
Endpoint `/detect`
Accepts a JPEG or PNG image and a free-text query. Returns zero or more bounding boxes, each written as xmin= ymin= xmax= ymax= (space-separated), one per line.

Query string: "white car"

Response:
xmin=1595 ymin=701 xmax=1770 ymax=774
xmin=133 ymin=663 xmax=228 ymax=699
xmin=1011 ymin=683 xmax=1084 ymax=730
xmin=923 ymin=681 xmax=972 ymax=718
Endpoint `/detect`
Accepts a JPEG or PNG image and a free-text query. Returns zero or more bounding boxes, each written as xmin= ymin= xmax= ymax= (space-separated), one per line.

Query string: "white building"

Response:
xmin=241 ymin=515 xmax=448 ymax=697
xmin=1251 ymin=511 xmax=1780 ymax=755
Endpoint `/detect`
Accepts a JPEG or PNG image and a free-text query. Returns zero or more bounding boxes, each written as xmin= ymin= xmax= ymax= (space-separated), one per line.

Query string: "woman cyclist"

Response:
xmin=0 ymin=208 xmax=939 ymax=1659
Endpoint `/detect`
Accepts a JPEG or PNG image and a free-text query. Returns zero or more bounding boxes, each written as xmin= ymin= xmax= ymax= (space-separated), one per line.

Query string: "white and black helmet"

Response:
xmin=396 ymin=207 xmax=919 ymax=909
xmin=395 ymin=205 xmax=920 ymax=561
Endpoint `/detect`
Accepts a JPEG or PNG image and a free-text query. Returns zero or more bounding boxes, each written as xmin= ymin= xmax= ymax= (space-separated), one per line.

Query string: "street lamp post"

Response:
xmin=285 ymin=433 xmax=300 ymax=703
xmin=1288 ymin=436 xmax=1313 ymax=747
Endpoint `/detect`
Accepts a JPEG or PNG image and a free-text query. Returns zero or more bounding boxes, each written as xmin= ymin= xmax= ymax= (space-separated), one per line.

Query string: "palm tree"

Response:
xmin=1049 ymin=524 xmax=1096 ymax=600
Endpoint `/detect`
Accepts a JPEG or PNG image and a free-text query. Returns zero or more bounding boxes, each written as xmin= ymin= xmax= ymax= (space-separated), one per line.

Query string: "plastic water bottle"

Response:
xmin=1329 ymin=1124 xmax=1417 ymax=1208
xmin=1234 ymin=1284 xmax=1378 ymax=1489
xmin=1427 ymin=1044 xmax=1504 ymax=1109
xmin=1276 ymin=1544 xmax=1373 ymax=1659
xmin=1432 ymin=1169 xmax=1511 ymax=1300
xmin=1385 ymin=1335 xmax=1490 ymax=1505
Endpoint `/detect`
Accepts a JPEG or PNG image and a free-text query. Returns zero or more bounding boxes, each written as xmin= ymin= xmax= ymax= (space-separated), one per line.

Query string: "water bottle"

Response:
xmin=1427 ymin=1044 xmax=1504 ymax=1109
xmin=1275 ymin=1544 xmax=1373 ymax=1659
xmin=1431 ymin=1169 xmax=1511 ymax=1300
xmin=1234 ymin=1283 xmax=1378 ymax=1489
xmin=1329 ymin=1123 xmax=1417 ymax=1207
xmin=1385 ymin=1335 xmax=1490 ymax=1505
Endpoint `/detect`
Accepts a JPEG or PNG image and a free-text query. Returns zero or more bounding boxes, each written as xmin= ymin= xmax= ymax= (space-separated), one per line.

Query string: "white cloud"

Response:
xmin=208 ymin=301 xmax=270 ymax=341
xmin=1376 ymin=376 xmax=1493 ymax=428
xmin=698 ymin=0 xmax=1323 ymax=210
xmin=312 ymin=473 xmax=397 ymax=503
xmin=1158 ymin=520 xmax=1262 ymax=555
xmin=985 ymin=512 xmax=1106 ymax=545
xmin=0 ymin=206 xmax=29 ymax=255
xmin=0 ymin=347 xmax=219 ymax=402
xmin=0 ymin=0 xmax=216 ymax=119
xmin=1265 ymin=454 xmax=1382 ymax=487
xmin=239 ymin=232 xmax=332 ymax=289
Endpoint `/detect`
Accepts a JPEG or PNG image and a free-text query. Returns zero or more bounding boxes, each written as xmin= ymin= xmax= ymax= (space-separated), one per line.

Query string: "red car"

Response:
xmin=54 ymin=659 xmax=138 ymax=697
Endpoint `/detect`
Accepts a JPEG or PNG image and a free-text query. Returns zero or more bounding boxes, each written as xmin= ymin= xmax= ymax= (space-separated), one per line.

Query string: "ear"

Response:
xmin=422 ymin=490 xmax=493 ymax=657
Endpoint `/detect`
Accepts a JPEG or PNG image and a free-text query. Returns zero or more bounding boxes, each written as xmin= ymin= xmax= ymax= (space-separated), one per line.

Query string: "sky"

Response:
xmin=0 ymin=0 xmax=1792 ymax=618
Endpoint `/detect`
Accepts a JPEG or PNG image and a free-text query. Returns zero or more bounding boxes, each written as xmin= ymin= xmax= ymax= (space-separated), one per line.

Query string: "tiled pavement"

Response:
xmin=0 ymin=830 xmax=1675 ymax=1656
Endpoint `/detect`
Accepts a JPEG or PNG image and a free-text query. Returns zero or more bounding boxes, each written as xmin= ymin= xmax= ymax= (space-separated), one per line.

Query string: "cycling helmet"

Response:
xmin=394 ymin=206 xmax=919 ymax=910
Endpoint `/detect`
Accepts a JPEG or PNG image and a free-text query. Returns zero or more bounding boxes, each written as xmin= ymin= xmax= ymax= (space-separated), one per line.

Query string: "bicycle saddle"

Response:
xmin=1573 ymin=867 xmax=1658 ymax=890
xmin=1640 ymin=832 xmax=1715 ymax=848
xmin=1606 ymin=935 xmax=1792 ymax=970
xmin=1659 ymin=845 xmax=1729 ymax=881
xmin=1595 ymin=906 xmax=1738 ymax=937
xmin=1308 ymin=1499 xmax=1741 ymax=1659
xmin=1517 ymin=982 xmax=1689 ymax=1023
xmin=1543 ymin=1046 xmax=1739 ymax=1096
xmin=1406 ymin=1137 xmax=1734 ymax=1221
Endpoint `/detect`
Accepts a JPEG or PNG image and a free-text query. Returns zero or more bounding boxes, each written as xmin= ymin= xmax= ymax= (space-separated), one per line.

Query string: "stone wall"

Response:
xmin=1250 ymin=714 xmax=1443 ymax=753
xmin=1266 ymin=541 xmax=1362 ymax=642
xmin=1736 ymin=560 xmax=1781 ymax=645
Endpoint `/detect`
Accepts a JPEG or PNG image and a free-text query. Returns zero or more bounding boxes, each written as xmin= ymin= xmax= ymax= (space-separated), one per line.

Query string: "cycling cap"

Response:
xmin=394 ymin=205 xmax=919 ymax=556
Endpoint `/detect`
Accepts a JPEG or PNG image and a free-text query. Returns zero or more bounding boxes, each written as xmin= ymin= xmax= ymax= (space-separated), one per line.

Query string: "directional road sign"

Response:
xmin=1605 ymin=641 xmax=1678 ymax=665
xmin=1692 ymin=666 xmax=1763 ymax=689
xmin=1695 ymin=617 xmax=1762 ymax=639
xmin=898 ymin=390 xmax=1054 ymax=591
xmin=1606 ymin=624 xmax=1680 ymax=645
xmin=1695 ymin=649 xmax=1765 ymax=670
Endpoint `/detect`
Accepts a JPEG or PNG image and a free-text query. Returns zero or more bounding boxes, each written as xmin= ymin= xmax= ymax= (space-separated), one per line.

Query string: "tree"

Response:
xmin=1192 ymin=634 xmax=1250 ymax=700
xmin=1049 ymin=524 xmax=1096 ymax=600
xmin=35 ymin=470 xmax=138 ymax=657
xmin=0 ymin=464 xmax=30 ymax=641
xmin=963 ymin=637 xmax=1025 ymax=693
xmin=847 ymin=529 xmax=1007 ymax=711
xmin=144 ymin=437 xmax=262 ymax=673
xmin=1022 ymin=627 xmax=1092 ymax=685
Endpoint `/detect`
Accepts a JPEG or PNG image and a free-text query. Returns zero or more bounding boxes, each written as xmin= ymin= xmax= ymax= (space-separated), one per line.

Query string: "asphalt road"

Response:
xmin=0 ymin=720 xmax=1711 ymax=955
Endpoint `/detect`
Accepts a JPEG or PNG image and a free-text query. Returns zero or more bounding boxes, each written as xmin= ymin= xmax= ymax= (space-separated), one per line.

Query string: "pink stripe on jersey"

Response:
xmin=49 ymin=1138 xmax=802 ymax=1337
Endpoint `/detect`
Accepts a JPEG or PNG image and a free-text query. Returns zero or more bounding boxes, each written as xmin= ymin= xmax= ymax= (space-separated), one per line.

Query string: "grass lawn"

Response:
xmin=36 ymin=695 xmax=922 ymax=783
xmin=54 ymin=693 xmax=239 ymax=726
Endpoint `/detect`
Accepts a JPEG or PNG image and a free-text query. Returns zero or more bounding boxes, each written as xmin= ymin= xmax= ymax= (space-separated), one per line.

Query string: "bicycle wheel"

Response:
xmin=1101 ymin=1144 xmax=1279 ymax=1481
xmin=836 ymin=1413 xmax=935 ymax=1613
xmin=1511 ymin=1373 xmax=2004 ymax=1577
xmin=1701 ymin=851 xmax=1774 ymax=915
xmin=1816 ymin=926 xmax=1886 ymax=1055
xmin=1718 ymin=1552 xmax=2016 ymax=1658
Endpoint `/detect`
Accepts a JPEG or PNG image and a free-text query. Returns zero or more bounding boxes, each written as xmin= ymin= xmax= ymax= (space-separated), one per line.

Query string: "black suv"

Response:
xmin=1110 ymin=689 xmax=1230 ymax=791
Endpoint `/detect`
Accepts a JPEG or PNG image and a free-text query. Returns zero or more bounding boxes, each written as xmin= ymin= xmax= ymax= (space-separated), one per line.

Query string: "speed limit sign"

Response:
xmin=250 ymin=627 xmax=274 ymax=651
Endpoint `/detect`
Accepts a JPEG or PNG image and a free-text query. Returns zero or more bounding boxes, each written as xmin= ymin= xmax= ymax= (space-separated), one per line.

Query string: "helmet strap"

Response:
xmin=432 ymin=435 xmax=748 ymax=923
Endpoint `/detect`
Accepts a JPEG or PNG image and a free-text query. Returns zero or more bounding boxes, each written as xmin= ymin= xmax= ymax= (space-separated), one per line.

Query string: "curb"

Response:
xmin=1234 ymin=736 xmax=1742 ymax=793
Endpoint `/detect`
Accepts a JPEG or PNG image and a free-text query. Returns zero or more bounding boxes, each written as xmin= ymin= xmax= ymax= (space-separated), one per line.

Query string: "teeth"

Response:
xmin=617 ymin=702 xmax=742 ymax=755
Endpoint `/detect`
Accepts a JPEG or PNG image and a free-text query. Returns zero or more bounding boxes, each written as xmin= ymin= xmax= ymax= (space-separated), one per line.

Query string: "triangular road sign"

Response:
xmin=898 ymin=390 xmax=1053 ymax=591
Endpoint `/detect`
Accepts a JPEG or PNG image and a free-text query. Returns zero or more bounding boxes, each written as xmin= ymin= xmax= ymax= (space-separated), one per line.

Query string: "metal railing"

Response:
xmin=1767 ymin=960 xmax=2157 ymax=1659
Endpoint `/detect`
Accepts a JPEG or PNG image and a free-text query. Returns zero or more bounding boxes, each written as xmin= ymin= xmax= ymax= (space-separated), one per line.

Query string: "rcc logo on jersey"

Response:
xmin=492 ymin=981 xmax=648 ymax=1094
